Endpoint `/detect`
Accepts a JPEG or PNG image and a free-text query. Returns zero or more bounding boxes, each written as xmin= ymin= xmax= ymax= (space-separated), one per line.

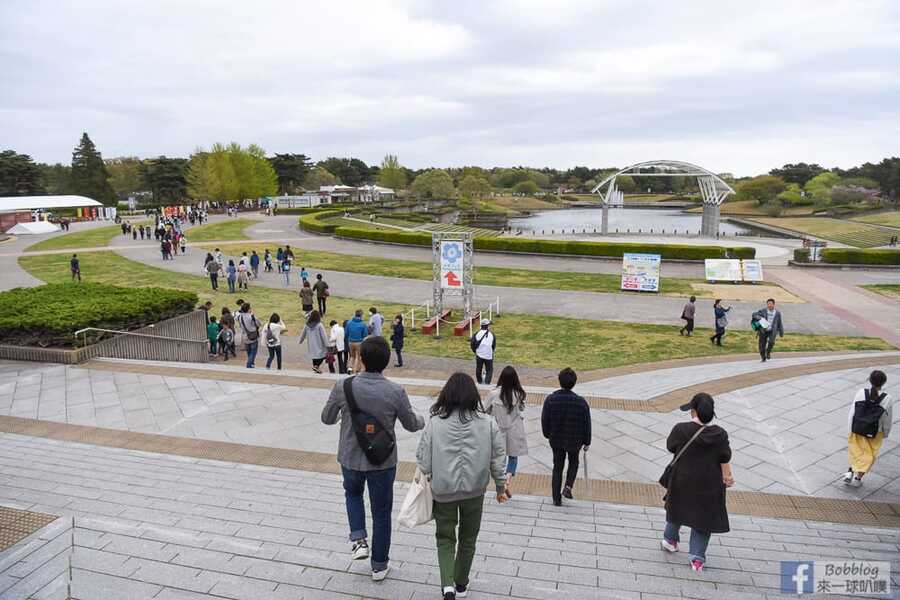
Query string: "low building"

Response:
xmin=0 ymin=195 xmax=104 ymax=233
xmin=264 ymin=194 xmax=330 ymax=209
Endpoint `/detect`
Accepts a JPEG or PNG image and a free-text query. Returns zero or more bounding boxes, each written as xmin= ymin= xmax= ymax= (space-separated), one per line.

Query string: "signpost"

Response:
xmin=741 ymin=259 xmax=764 ymax=282
xmin=620 ymin=253 xmax=661 ymax=292
xmin=704 ymin=259 xmax=743 ymax=283
xmin=432 ymin=232 xmax=473 ymax=337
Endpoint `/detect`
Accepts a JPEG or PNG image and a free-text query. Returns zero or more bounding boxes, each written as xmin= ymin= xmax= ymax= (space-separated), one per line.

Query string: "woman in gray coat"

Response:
xmin=298 ymin=310 xmax=329 ymax=373
xmin=486 ymin=366 xmax=528 ymax=497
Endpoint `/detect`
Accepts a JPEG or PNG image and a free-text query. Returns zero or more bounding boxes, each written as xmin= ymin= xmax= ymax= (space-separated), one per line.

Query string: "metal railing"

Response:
xmin=73 ymin=310 xmax=210 ymax=363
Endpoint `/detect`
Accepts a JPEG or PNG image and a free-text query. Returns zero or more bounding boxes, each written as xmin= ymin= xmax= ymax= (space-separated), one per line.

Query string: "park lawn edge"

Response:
xmin=17 ymin=251 xmax=894 ymax=370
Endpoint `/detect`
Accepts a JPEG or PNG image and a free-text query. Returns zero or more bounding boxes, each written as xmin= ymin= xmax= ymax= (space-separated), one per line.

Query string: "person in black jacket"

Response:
xmin=541 ymin=368 xmax=591 ymax=506
xmin=661 ymin=393 xmax=733 ymax=573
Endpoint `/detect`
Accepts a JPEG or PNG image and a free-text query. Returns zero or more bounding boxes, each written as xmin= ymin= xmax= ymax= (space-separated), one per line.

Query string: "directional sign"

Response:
xmin=440 ymin=241 xmax=464 ymax=289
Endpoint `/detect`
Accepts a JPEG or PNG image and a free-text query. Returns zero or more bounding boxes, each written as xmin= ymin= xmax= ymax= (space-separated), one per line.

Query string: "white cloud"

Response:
xmin=1 ymin=0 xmax=899 ymax=175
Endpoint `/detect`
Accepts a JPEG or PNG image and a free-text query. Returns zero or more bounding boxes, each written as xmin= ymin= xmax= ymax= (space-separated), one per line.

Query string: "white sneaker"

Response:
xmin=351 ymin=540 xmax=369 ymax=560
xmin=842 ymin=471 xmax=854 ymax=486
xmin=372 ymin=565 xmax=389 ymax=581
xmin=661 ymin=539 xmax=678 ymax=553
xmin=851 ymin=476 xmax=863 ymax=488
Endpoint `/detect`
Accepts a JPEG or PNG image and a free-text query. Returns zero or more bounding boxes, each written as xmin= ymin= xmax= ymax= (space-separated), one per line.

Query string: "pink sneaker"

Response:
xmin=661 ymin=539 xmax=678 ymax=553
xmin=691 ymin=559 xmax=704 ymax=573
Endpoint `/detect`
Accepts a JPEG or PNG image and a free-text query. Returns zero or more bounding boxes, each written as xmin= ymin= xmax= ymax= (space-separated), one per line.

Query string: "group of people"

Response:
xmin=319 ymin=335 xmax=894 ymax=598
xmin=680 ymin=296 xmax=786 ymax=361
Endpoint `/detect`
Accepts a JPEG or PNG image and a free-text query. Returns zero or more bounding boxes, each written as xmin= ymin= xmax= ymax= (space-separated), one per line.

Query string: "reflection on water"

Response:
xmin=508 ymin=208 xmax=752 ymax=235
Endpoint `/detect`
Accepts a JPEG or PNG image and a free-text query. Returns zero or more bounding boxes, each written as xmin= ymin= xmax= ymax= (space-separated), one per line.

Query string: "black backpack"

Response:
xmin=851 ymin=389 xmax=887 ymax=438
xmin=343 ymin=377 xmax=395 ymax=465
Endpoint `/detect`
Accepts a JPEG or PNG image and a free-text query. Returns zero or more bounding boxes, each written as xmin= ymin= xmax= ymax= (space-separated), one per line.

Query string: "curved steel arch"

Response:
xmin=591 ymin=159 xmax=735 ymax=206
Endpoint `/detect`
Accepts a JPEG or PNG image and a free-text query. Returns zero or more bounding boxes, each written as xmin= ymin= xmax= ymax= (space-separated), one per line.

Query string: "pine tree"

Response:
xmin=70 ymin=133 xmax=117 ymax=206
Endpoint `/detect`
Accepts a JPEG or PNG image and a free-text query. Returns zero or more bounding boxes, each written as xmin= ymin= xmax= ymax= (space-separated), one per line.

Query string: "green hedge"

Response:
xmin=793 ymin=248 xmax=810 ymax=263
xmin=0 ymin=283 xmax=198 ymax=348
xmin=278 ymin=205 xmax=358 ymax=215
xmin=820 ymin=248 xmax=900 ymax=265
xmin=335 ymin=225 xmax=756 ymax=260
xmin=298 ymin=210 xmax=345 ymax=234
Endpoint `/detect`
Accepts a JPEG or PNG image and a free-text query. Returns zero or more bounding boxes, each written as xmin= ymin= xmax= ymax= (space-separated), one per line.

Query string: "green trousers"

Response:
xmin=433 ymin=495 xmax=485 ymax=588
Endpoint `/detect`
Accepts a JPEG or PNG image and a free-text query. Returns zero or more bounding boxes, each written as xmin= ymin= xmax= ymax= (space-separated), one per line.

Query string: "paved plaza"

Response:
xmin=1 ymin=432 xmax=899 ymax=600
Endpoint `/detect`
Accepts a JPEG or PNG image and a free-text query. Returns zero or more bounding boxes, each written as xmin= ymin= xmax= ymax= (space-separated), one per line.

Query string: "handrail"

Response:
xmin=74 ymin=327 xmax=206 ymax=344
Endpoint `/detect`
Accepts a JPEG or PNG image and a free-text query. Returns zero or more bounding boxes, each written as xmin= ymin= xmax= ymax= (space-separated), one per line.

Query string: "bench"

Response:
xmin=453 ymin=312 xmax=481 ymax=337
xmin=420 ymin=309 xmax=451 ymax=335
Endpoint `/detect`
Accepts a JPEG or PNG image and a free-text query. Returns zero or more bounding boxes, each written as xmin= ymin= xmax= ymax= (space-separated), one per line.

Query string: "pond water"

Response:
xmin=508 ymin=208 xmax=753 ymax=235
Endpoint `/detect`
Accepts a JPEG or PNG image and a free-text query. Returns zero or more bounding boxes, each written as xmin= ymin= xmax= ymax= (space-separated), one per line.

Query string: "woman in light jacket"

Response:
xmin=298 ymin=310 xmax=329 ymax=373
xmin=329 ymin=319 xmax=347 ymax=374
xmin=844 ymin=370 xmax=893 ymax=487
xmin=486 ymin=366 xmax=528 ymax=497
xmin=416 ymin=373 xmax=508 ymax=600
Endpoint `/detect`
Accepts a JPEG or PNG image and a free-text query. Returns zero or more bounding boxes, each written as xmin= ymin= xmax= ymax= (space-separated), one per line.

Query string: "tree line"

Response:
xmin=1 ymin=133 xmax=898 ymax=207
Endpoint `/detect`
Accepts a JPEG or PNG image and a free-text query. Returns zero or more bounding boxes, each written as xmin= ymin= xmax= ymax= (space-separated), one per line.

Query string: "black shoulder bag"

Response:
xmin=659 ymin=425 xmax=706 ymax=489
xmin=343 ymin=376 xmax=396 ymax=466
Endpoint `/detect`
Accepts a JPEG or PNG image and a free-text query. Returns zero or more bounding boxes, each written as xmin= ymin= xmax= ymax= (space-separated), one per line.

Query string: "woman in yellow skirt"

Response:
xmin=844 ymin=370 xmax=893 ymax=488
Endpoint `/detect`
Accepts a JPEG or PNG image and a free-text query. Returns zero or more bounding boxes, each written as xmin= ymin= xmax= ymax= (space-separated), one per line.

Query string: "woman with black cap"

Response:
xmin=660 ymin=392 xmax=734 ymax=572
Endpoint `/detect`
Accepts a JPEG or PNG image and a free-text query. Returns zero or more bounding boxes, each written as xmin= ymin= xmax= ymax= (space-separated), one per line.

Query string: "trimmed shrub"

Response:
xmin=793 ymin=248 xmax=810 ymax=263
xmin=278 ymin=205 xmax=358 ymax=215
xmin=820 ymin=248 xmax=900 ymax=265
xmin=334 ymin=226 xmax=755 ymax=260
xmin=298 ymin=210 xmax=345 ymax=234
xmin=0 ymin=283 xmax=198 ymax=348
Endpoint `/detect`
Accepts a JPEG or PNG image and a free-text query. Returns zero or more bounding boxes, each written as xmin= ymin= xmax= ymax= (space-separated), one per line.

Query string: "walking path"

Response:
xmin=3 ymin=433 xmax=898 ymax=600
xmin=109 ymin=236 xmax=866 ymax=336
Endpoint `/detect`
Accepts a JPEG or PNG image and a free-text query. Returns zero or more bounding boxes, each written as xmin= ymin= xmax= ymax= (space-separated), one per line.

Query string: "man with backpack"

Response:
xmin=321 ymin=336 xmax=425 ymax=582
xmin=471 ymin=319 xmax=496 ymax=385
xmin=844 ymin=370 xmax=893 ymax=487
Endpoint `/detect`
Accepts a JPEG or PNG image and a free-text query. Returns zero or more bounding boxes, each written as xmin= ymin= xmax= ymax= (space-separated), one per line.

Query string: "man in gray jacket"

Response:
xmin=321 ymin=336 xmax=424 ymax=581
xmin=753 ymin=298 xmax=785 ymax=362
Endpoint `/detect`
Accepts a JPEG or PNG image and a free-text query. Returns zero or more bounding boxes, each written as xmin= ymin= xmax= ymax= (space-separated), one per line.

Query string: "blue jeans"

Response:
xmin=341 ymin=466 xmax=396 ymax=571
xmin=245 ymin=342 xmax=258 ymax=368
xmin=507 ymin=456 xmax=518 ymax=475
xmin=664 ymin=522 xmax=711 ymax=564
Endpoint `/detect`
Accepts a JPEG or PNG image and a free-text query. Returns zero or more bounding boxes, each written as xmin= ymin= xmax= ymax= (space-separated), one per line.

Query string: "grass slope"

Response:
xmin=852 ymin=211 xmax=900 ymax=229
xmin=26 ymin=221 xmax=150 ymax=252
xmin=19 ymin=252 xmax=892 ymax=370
xmin=864 ymin=284 xmax=900 ymax=301
xmin=749 ymin=217 xmax=893 ymax=248
xmin=187 ymin=218 xmax=260 ymax=242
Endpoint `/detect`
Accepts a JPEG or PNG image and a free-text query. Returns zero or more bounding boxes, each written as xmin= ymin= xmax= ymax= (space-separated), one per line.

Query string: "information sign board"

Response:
xmin=621 ymin=253 xmax=661 ymax=292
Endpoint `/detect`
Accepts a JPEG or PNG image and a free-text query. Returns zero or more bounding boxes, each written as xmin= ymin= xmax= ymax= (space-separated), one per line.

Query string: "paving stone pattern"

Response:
xmin=1 ymin=360 xmax=899 ymax=502
xmin=0 ymin=433 xmax=898 ymax=600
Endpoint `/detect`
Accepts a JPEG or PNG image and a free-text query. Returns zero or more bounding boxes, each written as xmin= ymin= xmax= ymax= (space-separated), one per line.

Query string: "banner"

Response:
xmin=440 ymin=240 xmax=465 ymax=289
xmin=621 ymin=253 xmax=661 ymax=292
xmin=704 ymin=259 xmax=742 ymax=282
xmin=742 ymin=260 xmax=764 ymax=282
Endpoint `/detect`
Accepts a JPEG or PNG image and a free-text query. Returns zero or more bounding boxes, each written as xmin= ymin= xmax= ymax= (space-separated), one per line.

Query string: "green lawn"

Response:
xmin=201 ymin=243 xmax=703 ymax=297
xmin=750 ymin=217 xmax=894 ymax=248
xmin=186 ymin=218 xmax=260 ymax=242
xmin=18 ymin=252 xmax=892 ymax=370
xmin=852 ymin=212 xmax=900 ymax=229
xmin=25 ymin=220 xmax=150 ymax=252
xmin=865 ymin=284 xmax=900 ymax=301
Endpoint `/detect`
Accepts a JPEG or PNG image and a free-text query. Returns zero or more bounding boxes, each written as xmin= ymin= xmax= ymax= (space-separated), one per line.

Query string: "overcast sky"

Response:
xmin=2 ymin=1 xmax=899 ymax=175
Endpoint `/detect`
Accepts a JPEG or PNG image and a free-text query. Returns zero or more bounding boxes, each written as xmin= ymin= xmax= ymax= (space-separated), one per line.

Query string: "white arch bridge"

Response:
xmin=590 ymin=160 xmax=735 ymax=237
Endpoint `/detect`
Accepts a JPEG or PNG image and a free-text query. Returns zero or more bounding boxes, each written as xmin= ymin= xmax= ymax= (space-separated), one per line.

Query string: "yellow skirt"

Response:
xmin=848 ymin=432 xmax=885 ymax=473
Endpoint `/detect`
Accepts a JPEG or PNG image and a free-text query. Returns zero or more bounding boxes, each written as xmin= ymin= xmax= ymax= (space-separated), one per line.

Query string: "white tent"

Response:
xmin=6 ymin=221 xmax=60 ymax=235
xmin=0 ymin=195 xmax=103 ymax=212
